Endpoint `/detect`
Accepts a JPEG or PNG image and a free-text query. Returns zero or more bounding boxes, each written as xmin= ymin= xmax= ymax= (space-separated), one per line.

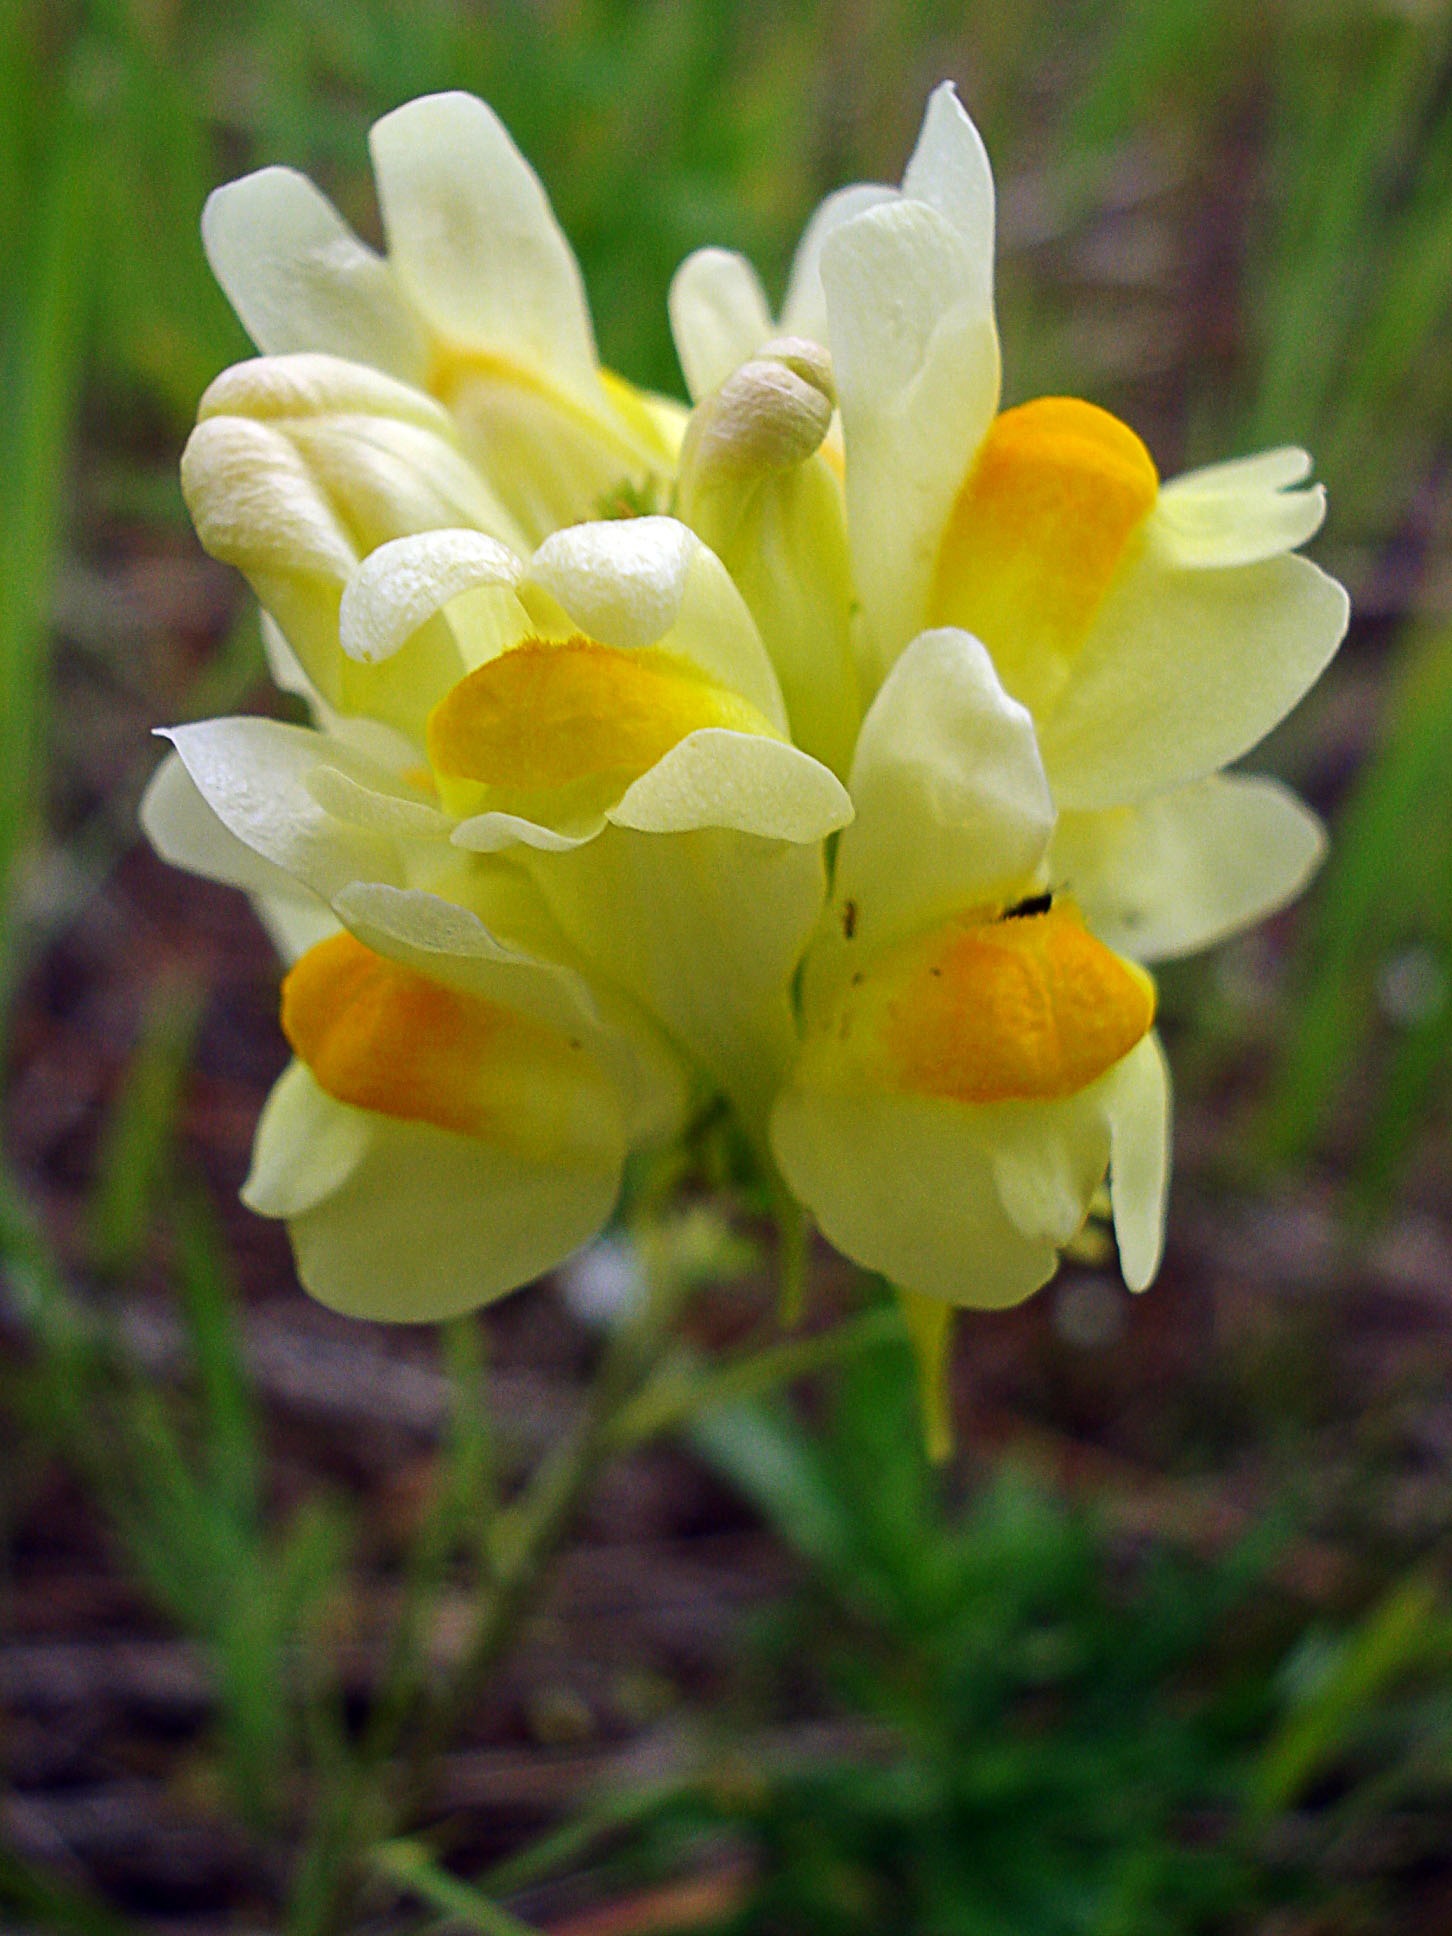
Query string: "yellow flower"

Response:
xmin=143 ymin=517 xmax=852 ymax=1138
xmin=146 ymin=81 xmax=1349 ymax=1337
xmin=242 ymin=926 xmax=687 ymax=1320
xmin=815 ymin=89 xmax=1347 ymax=807
xmin=772 ymin=629 xmax=1170 ymax=1309
xmin=671 ymin=82 xmax=1343 ymax=966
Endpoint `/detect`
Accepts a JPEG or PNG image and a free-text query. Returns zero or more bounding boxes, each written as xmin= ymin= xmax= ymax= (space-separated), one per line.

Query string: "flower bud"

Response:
xmin=182 ymin=353 xmax=523 ymax=718
xmin=676 ymin=340 xmax=859 ymax=775
xmin=679 ymin=337 xmax=835 ymax=483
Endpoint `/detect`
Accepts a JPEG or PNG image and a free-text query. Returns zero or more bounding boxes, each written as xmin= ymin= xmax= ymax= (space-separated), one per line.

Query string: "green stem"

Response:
xmin=287 ymin=1303 xmax=661 ymax=1936
xmin=398 ymin=1306 xmax=654 ymax=1816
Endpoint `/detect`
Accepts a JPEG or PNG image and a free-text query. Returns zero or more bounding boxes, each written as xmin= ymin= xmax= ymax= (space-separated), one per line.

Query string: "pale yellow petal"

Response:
xmin=242 ymin=1061 xmax=371 ymax=1219
xmin=831 ymin=630 xmax=1053 ymax=964
xmin=899 ymin=81 xmax=995 ymax=289
xmin=338 ymin=529 xmax=525 ymax=665
xmin=282 ymin=1112 xmax=623 ymax=1322
xmin=1153 ymin=447 xmax=1325 ymax=569
xmin=779 ymin=184 xmax=895 ymax=346
xmin=1105 ymin=1032 xmax=1171 ymax=1292
xmin=369 ymin=91 xmax=599 ymax=395
xmin=530 ymin=826 xmax=826 ymax=1131
xmin=1049 ymin=774 xmax=1326 ymax=962
xmin=528 ymin=517 xmax=787 ymax=729
xmin=201 ymin=166 xmax=428 ymax=381
xmin=610 ymin=730 xmax=851 ymax=842
xmin=821 ymin=199 xmax=1001 ymax=689
xmin=1040 ymin=549 xmax=1349 ymax=811
xmin=160 ymin=718 xmax=442 ymax=904
xmin=983 ymin=1090 xmax=1112 ymax=1246
xmin=669 ymin=247 xmax=774 ymax=400
xmin=770 ymin=1084 xmax=1059 ymax=1308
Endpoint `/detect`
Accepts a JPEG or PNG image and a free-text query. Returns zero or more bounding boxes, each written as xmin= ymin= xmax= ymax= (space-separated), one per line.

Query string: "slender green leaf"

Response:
xmin=373 ymin=1841 xmax=543 ymax=1936
xmin=0 ymin=72 xmax=92 ymax=1003
xmin=88 ymin=975 xmax=205 ymax=1276
xmin=1250 ymin=1571 xmax=1441 ymax=1819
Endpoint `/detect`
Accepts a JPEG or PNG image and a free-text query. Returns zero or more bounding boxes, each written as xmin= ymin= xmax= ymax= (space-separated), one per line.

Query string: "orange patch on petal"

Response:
xmin=282 ymin=932 xmax=598 ymax=1149
xmin=929 ymin=397 xmax=1158 ymax=713
xmin=426 ymin=634 xmax=775 ymax=815
xmin=855 ymin=902 xmax=1155 ymax=1106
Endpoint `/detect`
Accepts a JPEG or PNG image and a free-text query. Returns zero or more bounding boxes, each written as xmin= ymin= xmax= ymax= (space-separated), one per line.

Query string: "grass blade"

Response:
xmin=0 ymin=73 xmax=92 ymax=1013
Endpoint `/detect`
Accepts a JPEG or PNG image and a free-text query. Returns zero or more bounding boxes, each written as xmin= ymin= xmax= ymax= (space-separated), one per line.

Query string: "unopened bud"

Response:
xmin=681 ymin=336 xmax=836 ymax=483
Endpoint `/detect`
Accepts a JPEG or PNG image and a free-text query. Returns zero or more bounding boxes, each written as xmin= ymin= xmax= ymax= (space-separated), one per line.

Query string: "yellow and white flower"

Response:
xmin=722 ymin=86 xmax=1349 ymax=794
xmin=201 ymin=91 xmax=681 ymax=547
xmin=240 ymin=921 xmax=688 ymax=1321
xmin=144 ymin=515 xmax=852 ymax=1140
xmin=673 ymin=82 xmax=1344 ymax=966
xmin=772 ymin=628 xmax=1170 ymax=1310
xmin=146 ymin=81 xmax=1350 ymax=1339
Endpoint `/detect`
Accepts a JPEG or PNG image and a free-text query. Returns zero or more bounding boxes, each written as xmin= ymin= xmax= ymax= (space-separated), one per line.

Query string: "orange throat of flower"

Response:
xmin=928 ymin=396 xmax=1159 ymax=716
xmin=424 ymin=633 xmax=778 ymax=821
xmin=281 ymin=932 xmax=614 ymax=1160
xmin=827 ymin=899 xmax=1156 ymax=1108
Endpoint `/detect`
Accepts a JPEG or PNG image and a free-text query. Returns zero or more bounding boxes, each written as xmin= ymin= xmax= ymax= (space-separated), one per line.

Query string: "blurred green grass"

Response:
xmin=3 ymin=0 xmax=1452 ymax=1929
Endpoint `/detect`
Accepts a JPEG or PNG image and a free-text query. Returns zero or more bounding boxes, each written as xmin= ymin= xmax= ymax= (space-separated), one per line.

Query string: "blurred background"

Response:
xmin=4 ymin=1 xmax=1452 ymax=1930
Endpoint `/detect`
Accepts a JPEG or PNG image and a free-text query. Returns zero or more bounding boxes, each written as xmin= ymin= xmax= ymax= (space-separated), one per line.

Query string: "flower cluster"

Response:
xmin=146 ymin=88 xmax=1347 ymax=1327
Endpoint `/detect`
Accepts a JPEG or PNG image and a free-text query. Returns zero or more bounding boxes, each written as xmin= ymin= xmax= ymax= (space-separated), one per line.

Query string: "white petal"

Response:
xmin=669 ymin=247 xmax=774 ymax=400
xmin=339 ymin=529 xmax=524 ymax=664
xmin=243 ymin=1062 xmax=371 ymax=1218
xmin=780 ymin=184 xmax=896 ymax=346
xmin=161 ymin=719 xmax=413 ymax=903
xmin=369 ymin=92 xmax=599 ymax=395
xmin=610 ymin=730 xmax=852 ymax=842
xmin=1050 ymin=773 xmax=1326 ymax=963
xmin=281 ymin=1110 xmax=624 ymax=1322
xmin=900 ymin=82 xmax=995 ymax=291
xmin=1105 ymin=1033 xmax=1171 ymax=1291
xmin=142 ymin=745 xmax=321 ymax=903
xmin=770 ymin=1085 xmax=1059 ymax=1308
xmin=822 ymin=199 xmax=1001 ymax=689
xmin=1041 ymin=551 xmax=1349 ymax=811
xmin=529 ymin=517 xmax=787 ymax=728
xmin=832 ymin=630 xmax=1053 ymax=961
xmin=202 ymin=167 xmax=428 ymax=381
